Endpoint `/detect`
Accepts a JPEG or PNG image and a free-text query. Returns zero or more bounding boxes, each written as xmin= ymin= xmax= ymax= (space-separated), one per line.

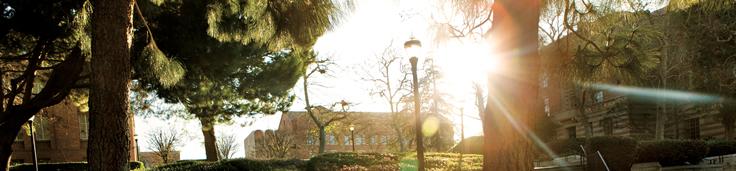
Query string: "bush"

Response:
xmin=585 ymin=136 xmax=637 ymax=171
xmin=9 ymin=161 xmax=145 ymax=171
xmin=450 ymin=136 xmax=484 ymax=154
xmin=544 ymin=138 xmax=586 ymax=158
xmin=307 ymin=152 xmax=399 ymax=171
xmin=706 ymin=140 xmax=736 ymax=157
xmin=151 ymin=159 xmax=306 ymax=171
xmin=636 ymin=140 xmax=709 ymax=166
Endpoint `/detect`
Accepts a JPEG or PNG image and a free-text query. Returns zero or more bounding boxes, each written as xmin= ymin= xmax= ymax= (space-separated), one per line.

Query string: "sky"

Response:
xmin=135 ymin=0 xmax=492 ymax=160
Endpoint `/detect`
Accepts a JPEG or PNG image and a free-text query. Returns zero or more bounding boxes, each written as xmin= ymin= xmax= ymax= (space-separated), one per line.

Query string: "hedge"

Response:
xmin=450 ymin=136 xmax=484 ymax=154
xmin=585 ymin=136 xmax=637 ymax=171
xmin=544 ymin=138 xmax=586 ymax=157
xmin=636 ymin=139 xmax=708 ymax=166
xmin=10 ymin=161 xmax=145 ymax=171
xmin=306 ymin=152 xmax=399 ymax=171
xmin=706 ymin=140 xmax=736 ymax=157
xmin=151 ymin=159 xmax=306 ymax=171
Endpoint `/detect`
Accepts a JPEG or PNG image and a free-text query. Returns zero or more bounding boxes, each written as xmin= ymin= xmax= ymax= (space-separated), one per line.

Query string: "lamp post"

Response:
xmin=459 ymin=107 xmax=465 ymax=171
xmin=28 ymin=116 xmax=38 ymax=171
xmin=349 ymin=125 xmax=355 ymax=152
xmin=405 ymin=37 xmax=425 ymax=171
xmin=135 ymin=134 xmax=140 ymax=161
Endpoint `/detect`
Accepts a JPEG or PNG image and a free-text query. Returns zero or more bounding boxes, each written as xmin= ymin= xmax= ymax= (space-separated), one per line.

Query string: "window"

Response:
xmin=356 ymin=135 xmax=363 ymax=145
xmin=79 ymin=113 xmax=88 ymax=140
xmin=344 ymin=135 xmax=350 ymax=145
xmin=381 ymin=135 xmax=388 ymax=145
xmin=541 ymin=73 xmax=549 ymax=88
xmin=544 ymin=97 xmax=551 ymax=116
xmin=688 ymin=118 xmax=700 ymax=139
xmin=34 ymin=116 xmax=51 ymax=141
xmin=594 ymin=91 xmax=604 ymax=103
xmin=328 ymin=134 xmax=336 ymax=145
xmin=567 ymin=126 xmax=576 ymax=139
xmin=601 ymin=118 xmax=613 ymax=135
xmin=306 ymin=135 xmax=313 ymax=145
xmin=370 ymin=135 xmax=376 ymax=144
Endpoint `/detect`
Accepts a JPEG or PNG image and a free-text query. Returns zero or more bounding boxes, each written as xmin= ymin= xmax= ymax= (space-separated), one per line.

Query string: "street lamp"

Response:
xmin=349 ymin=125 xmax=355 ymax=152
xmin=135 ymin=134 xmax=140 ymax=161
xmin=405 ymin=37 xmax=425 ymax=171
xmin=28 ymin=116 xmax=38 ymax=171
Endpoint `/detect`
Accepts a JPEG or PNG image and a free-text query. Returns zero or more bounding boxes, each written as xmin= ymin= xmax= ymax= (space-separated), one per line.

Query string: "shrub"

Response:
xmin=151 ymin=159 xmax=306 ymax=171
xmin=450 ymin=136 xmax=484 ymax=154
xmin=706 ymin=140 xmax=736 ymax=157
xmin=544 ymin=138 xmax=586 ymax=158
xmin=307 ymin=152 xmax=399 ymax=171
xmin=585 ymin=136 xmax=637 ymax=171
xmin=636 ymin=140 xmax=709 ymax=166
xmin=9 ymin=161 xmax=145 ymax=171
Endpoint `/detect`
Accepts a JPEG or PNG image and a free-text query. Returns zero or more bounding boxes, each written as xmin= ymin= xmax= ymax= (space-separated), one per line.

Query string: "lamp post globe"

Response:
xmin=404 ymin=37 xmax=425 ymax=171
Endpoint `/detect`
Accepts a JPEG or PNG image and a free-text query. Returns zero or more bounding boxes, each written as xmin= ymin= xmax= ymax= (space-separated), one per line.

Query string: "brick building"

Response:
xmin=10 ymin=99 xmax=137 ymax=164
xmin=540 ymin=24 xmax=728 ymax=141
xmin=244 ymin=111 xmax=454 ymax=159
xmin=139 ymin=151 xmax=180 ymax=168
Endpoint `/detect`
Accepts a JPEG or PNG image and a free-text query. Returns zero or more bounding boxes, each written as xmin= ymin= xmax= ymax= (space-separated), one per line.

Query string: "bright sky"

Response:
xmin=136 ymin=0 xmax=494 ymax=160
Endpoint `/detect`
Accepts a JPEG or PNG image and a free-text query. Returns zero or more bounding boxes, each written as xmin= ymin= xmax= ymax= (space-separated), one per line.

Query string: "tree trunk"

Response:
xmin=318 ymin=126 xmax=326 ymax=154
xmin=199 ymin=117 xmax=219 ymax=161
xmin=394 ymin=127 xmax=406 ymax=152
xmin=88 ymin=0 xmax=134 ymax=170
xmin=483 ymin=0 xmax=540 ymax=170
xmin=0 ymin=123 xmax=23 ymax=171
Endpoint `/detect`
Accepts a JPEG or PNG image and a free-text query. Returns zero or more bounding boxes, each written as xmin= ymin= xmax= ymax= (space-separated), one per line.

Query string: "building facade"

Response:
xmin=540 ymin=36 xmax=728 ymax=141
xmin=10 ymin=98 xmax=137 ymax=164
xmin=244 ymin=111 xmax=454 ymax=159
xmin=139 ymin=151 xmax=180 ymax=168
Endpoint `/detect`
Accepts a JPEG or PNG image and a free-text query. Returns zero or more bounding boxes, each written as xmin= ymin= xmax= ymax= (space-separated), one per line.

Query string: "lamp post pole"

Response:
xmin=459 ymin=107 xmax=464 ymax=171
xmin=351 ymin=130 xmax=355 ymax=152
xmin=350 ymin=125 xmax=355 ymax=152
xmin=135 ymin=134 xmax=140 ymax=161
xmin=410 ymin=57 xmax=425 ymax=171
xmin=406 ymin=37 xmax=425 ymax=171
xmin=28 ymin=117 xmax=38 ymax=171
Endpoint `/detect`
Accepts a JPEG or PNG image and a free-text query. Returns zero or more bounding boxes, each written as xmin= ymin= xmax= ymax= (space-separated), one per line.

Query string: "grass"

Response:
xmin=400 ymin=159 xmax=418 ymax=171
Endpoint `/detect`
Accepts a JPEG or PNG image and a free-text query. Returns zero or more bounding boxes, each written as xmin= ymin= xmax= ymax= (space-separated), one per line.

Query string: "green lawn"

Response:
xmin=400 ymin=159 xmax=418 ymax=171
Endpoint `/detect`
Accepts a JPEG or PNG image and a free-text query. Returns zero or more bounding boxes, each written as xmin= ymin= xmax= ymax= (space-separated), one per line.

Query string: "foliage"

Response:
xmin=9 ymin=161 xmax=144 ymax=171
xmin=150 ymin=159 xmax=306 ymax=171
xmin=306 ymin=152 xmax=399 ymax=171
xmin=449 ymin=136 xmax=484 ymax=154
xmin=204 ymin=0 xmax=352 ymax=50
xmin=543 ymin=138 xmax=587 ymax=158
xmin=584 ymin=136 xmax=637 ymax=171
xmin=636 ymin=139 xmax=708 ymax=166
xmin=705 ymin=140 xmax=736 ymax=157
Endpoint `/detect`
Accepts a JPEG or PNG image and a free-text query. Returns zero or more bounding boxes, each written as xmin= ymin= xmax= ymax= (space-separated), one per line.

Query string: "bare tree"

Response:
xmin=255 ymin=130 xmax=295 ymax=159
xmin=362 ymin=42 xmax=413 ymax=152
xmin=216 ymin=133 xmax=239 ymax=160
xmin=146 ymin=127 xmax=186 ymax=164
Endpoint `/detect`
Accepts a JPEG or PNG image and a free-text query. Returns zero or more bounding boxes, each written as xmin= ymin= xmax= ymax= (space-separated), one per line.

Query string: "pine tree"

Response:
xmin=133 ymin=0 xmax=347 ymax=160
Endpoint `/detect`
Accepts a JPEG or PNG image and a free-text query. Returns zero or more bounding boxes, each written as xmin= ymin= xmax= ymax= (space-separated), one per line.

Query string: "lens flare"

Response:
xmin=422 ymin=116 xmax=440 ymax=137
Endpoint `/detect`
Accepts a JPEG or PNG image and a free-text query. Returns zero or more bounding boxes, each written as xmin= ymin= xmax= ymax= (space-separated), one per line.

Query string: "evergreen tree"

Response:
xmin=133 ymin=0 xmax=347 ymax=160
xmin=0 ymin=1 xmax=88 ymax=170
